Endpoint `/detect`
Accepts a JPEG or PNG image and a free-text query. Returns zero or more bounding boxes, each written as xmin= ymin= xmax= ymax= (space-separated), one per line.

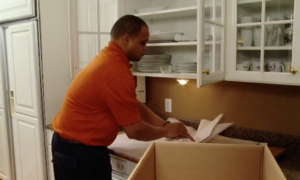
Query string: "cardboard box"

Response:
xmin=128 ymin=142 xmax=286 ymax=180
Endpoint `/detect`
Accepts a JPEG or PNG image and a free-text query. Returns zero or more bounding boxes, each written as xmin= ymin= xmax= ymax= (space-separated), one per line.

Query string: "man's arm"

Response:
xmin=122 ymin=120 xmax=194 ymax=141
xmin=137 ymin=101 xmax=165 ymax=127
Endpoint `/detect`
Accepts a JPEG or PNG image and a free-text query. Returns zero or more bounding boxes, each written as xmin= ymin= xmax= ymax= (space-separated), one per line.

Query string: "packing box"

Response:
xmin=128 ymin=142 xmax=286 ymax=180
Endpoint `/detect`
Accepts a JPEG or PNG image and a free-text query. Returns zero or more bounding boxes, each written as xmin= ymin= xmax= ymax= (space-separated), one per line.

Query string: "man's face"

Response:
xmin=126 ymin=26 xmax=149 ymax=61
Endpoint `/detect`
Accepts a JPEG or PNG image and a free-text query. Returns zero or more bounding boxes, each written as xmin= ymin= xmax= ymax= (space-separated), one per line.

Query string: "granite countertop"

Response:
xmin=45 ymin=123 xmax=300 ymax=180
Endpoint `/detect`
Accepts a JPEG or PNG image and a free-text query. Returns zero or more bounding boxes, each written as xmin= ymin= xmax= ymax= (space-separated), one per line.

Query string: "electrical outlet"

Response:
xmin=165 ymin=99 xmax=172 ymax=112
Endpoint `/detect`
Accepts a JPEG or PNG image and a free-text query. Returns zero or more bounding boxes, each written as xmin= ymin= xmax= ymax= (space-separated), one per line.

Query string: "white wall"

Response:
xmin=39 ymin=0 xmax=72 ymax=124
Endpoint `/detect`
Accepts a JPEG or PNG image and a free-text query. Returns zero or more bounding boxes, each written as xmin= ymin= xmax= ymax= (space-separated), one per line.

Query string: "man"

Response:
xmin=51 ymin=15 xmax=194 ymax=180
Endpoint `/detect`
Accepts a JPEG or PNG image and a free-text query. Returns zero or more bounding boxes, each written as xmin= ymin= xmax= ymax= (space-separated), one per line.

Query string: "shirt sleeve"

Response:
xmin=103 ymin=72 xmax=141 ymax=126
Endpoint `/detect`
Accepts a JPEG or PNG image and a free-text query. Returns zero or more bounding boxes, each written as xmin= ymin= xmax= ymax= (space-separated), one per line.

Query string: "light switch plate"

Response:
xmin=165 ymin=98 xmax=172 ymax=112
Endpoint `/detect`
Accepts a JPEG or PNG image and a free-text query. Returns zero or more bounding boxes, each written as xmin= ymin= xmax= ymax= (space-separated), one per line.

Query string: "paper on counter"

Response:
xmin=165 ymin=114 xmax=234 ymax=143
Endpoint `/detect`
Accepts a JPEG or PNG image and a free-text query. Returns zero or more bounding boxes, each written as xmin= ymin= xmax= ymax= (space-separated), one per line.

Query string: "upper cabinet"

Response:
xmin=69 ymin=0 xmax=226 ymax=87
xmin=226 ymin=0 xmax=300 ymax=85
xmin=0 ymin=0 xmax=35 ymax=23
xmin=126 ymin=0 xmax=226 ymax=87
xmin=71 ymin=0 xmax=300 ymax=87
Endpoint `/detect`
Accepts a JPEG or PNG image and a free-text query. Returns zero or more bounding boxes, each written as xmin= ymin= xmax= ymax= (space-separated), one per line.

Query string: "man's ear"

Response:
xmin=121 ymin=34 xmax=130 ymax=46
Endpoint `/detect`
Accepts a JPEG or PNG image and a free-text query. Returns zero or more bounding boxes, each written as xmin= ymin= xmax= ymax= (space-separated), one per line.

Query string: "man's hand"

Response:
xmin=164 ymin=123 xmax=195 ymax=142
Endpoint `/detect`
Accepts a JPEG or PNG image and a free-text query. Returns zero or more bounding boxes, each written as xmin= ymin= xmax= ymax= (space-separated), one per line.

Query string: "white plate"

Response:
xmin=134 ymin=6 xmax=168 ymax=14
xmin=138 ymin=69 xmax=161 ymax=73
xmin=149 ymin=31 xmax=184 ymax=42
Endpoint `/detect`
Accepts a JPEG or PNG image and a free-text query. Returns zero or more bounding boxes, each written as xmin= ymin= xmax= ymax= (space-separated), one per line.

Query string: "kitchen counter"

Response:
xmin=45 ymin=123 xmax=300 ymax=180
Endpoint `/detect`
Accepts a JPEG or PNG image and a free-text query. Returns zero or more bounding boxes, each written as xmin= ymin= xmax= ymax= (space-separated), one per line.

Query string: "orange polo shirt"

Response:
xmin=52 ymin=41 xmax=141 ymax=146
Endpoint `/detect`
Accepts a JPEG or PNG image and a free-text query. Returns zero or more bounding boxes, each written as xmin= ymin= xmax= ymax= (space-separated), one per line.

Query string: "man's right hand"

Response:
xmin=164 ymin=123 xmax=195 ymax=141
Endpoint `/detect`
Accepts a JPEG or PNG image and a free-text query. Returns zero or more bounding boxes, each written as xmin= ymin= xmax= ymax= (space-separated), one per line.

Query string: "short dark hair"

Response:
xmin=110 ymin=15 xmax=148 ymax=39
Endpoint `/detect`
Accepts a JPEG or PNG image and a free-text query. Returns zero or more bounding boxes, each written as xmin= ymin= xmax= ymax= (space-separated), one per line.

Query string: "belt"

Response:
xmin=59 ymin=136 xmax=82 ymax=144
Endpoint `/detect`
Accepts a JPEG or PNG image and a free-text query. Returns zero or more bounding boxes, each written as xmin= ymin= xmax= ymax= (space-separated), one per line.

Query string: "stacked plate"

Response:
xmin=137 ymin=54 xmax=172 ymax=73
xmin=149 ymin=31 xmax=184 ymax=43
xmin=175 ymin=62 xmax=197 ymax=73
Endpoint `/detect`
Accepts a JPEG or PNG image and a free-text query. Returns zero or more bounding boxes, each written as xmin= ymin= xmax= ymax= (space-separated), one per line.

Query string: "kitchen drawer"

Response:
xmin=110 ymin=154 xmax=136 ymax=176
xmin=47 ymin=129 xmax=54 ymax=145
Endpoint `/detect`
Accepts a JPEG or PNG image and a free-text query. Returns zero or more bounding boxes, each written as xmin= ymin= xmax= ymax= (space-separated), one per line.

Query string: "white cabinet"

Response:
xmin=226 ymin=0 xmax=300 ymax=85
xmin=6 ymin=22 xmax=42 ymax=118
xmin=126 ymin=0 xmax=226 ymax=87
xmin=12 ymin=114 xmax=45 ymax=180
xmin=5 ymin=22 xmax=46 ymax=180
xmin=69 ymin=0 xmax=225 ymax=87
xmin=0 ymin=109 xmax=11 ymax=180
xmin=0 ymin=0 xmax=35 ymax=23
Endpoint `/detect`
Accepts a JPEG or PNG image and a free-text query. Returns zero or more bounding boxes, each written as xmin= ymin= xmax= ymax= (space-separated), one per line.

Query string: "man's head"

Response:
xmin=111 ymin=15 xmax=149 ymax=61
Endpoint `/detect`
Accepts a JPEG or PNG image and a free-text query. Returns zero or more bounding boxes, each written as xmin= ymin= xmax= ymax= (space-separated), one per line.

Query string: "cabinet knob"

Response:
xmin=202 ymin=69 xmax=210 ymax=75
xmin=290 ymin=68 xmax=298 ymax=74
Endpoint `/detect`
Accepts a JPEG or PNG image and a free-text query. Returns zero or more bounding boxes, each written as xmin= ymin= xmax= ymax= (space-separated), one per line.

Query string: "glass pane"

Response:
xmin=205 ymin=0 xmax=213 ymax=20
xmin=265 ymin=0 xmax=294 ymax=22
xmin=204 ymin=44 xmax=213 ymax=71
xmin=265 ymin=50 xmax=291 ymax=73
xmin=100 ymin=35 xmax=110 ymax=50
xmin=237 ymin=26 xmax=255 ymax=47
xmin=215 ymin=0 xmax=222 ymax=23
xmin=215 ymin=25 xmax=223 ymax=71
xmin=77 ymin=0 xmax=98 ymax=32
xmin=236 ymin=50 xmax=261 ymax=71
xmin=204 ymin=23 xmax=213 ymax=41
xmin=237 ymin=0 xmax=261 ymax=24
xmin=99 ymin=0 xmax=116 ymax=32
xmin=78 ymin=34 xmax=99 ymax=69
xmin=265 ymin=23 xmax=293 ymax=46
xmin=215 ymin=44 xmax=221 ymax=71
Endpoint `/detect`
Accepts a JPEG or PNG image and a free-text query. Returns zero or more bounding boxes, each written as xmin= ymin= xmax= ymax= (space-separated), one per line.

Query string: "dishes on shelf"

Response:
xmin=134 ymin=6 xmax=169 ymax=14
xmin=174 ymin=34 xmax=197 ymax=42
xmin=149 ymin=31 xmax=184 ymax=43
xmin=137 ymin=54 xmax=172 ymax=73
xmin=175 ymin=62 xmax=197 ymax=73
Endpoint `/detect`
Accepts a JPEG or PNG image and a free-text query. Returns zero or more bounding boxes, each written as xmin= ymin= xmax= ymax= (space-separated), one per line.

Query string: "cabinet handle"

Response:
xmin=9 ymin=90 xmax=15 ymax=117
xmin=202 ymin=69 xmax=210 ymax=75
xmin=290 ymin=68 xmax=297 ymax=74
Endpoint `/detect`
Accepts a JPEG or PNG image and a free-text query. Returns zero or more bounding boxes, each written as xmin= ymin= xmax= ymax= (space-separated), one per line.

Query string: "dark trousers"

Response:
xmin=52 ymin=132 xmax=112 ymax=180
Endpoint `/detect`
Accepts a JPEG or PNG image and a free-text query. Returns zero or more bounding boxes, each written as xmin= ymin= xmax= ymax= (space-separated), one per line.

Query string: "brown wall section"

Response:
xmin=145 ymin=78 xmax=300 ymax=136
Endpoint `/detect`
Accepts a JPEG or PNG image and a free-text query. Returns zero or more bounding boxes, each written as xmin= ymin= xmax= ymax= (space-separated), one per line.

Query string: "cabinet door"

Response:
xmin=0 ymin=109 xmax=11 ymax=180
xmin=0 ymin=0 xmax=35 ymax=23
xmin=6 ymin=22 xmax=42 ymax=118
xmin=198 ymin=0 xmax=226 ymax=87
xmin=12 ymin=113 xmax=45 ymax=180
xmin=226 ymin=0 xmax=300 ymax=85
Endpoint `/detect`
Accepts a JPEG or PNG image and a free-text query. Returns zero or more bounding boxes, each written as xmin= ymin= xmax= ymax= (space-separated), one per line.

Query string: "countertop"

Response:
xmin=45 ymin=123 xmax=300 ymax=180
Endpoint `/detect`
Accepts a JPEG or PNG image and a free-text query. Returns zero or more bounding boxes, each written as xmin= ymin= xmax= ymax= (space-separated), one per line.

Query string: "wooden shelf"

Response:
xmin=132 ymin=72 xmax=197 ymax=79
xmin=147 ymin=41 xmax=197 ymax=47
xmin=134 ymin=6 xmax=197 ymax=20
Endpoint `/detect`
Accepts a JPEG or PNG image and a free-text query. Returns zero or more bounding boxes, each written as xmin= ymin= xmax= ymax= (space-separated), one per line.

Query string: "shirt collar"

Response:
xmin=108 ymin=41 xmax=131 ymax=68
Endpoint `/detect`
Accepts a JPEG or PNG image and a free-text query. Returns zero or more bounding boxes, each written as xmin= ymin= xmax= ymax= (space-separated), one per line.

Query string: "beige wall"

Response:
xmin=145 ymin=78 xmax=300 ymax=136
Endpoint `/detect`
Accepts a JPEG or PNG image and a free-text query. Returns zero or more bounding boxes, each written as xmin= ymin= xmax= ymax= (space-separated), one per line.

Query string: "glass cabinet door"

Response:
xmin=226 ymin=0 xmax=300 ymax=85
xmin=198 ymin=0 xmax=225 ymax=87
